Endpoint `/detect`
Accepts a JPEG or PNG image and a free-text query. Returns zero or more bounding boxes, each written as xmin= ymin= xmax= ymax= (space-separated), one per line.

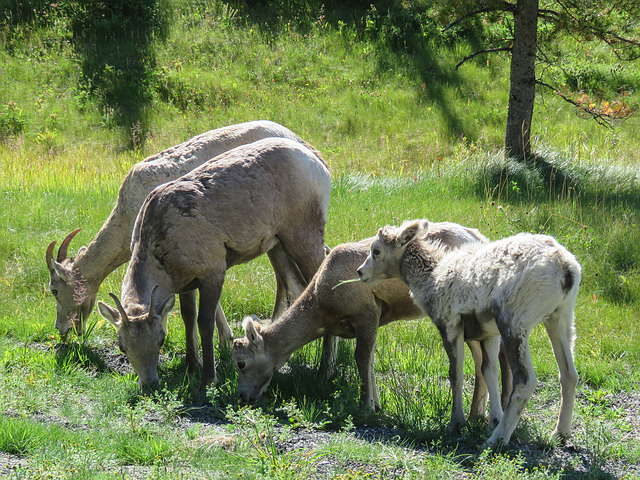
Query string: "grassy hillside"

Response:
xmin=1 ymin=1 xmax=640 ymax=478
xmin=2 ymin=0 xmax=640 ymax=175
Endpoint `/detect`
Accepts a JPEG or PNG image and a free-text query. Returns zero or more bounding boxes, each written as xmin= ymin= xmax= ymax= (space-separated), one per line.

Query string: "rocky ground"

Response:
xmin=1 ymin=344 xmax=639 ymax=479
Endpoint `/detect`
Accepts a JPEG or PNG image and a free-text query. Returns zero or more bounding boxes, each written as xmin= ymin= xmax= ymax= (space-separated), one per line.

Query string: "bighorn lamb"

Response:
xmin=357 ymin=219 xmax=580 ymax=445
xmin=234 ymin=221 xmax=511 ymax=415
xmin=46 ymin=120 xmax=313 ymax=341
xmin=97 ymin=137 xmax=331 ymax=389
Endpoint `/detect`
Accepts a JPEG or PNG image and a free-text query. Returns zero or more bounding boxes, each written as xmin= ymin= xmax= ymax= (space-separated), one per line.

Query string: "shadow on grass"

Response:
xmin=70 ymin=0 xmax=170 ymax=149
xmin=475 ymin=151 xmax=640 ymax=210
xmin=66 ymin=337 xmax=631 ymax=478
xmin=226 ymin=0 xmax=487 ymax=142
xmin=54 ymin=342 xmax=115 ymax=373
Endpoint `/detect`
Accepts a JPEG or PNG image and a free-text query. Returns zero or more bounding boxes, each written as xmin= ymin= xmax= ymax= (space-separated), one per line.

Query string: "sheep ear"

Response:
xmin=157 ymin=296 xmax=175 ymax=319
xmin=98 ymin=301 xmax=120 ymax=327
xmin=156 ymin=296 xmax=175 ymax=333
xmin=50 ymin=260 xmax=71 ymax=282
xmin=378 ymin=226 xmax=394 ymax=244
xmin=242 ymin=315 xmax=264 ymax=349
xmin=399 ymin=221 xmax=422 ymax=246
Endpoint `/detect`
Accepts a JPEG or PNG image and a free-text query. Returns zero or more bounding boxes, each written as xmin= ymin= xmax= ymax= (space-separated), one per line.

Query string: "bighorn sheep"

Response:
xmin=357 ymin=219 xmax=580 ymax=445
xmin=97 ymin=138 xmax=331 ymax=389
xmin=46 ymin=120 xmax=312 ymax=341
xmin=233 ymin=222 xmax=512 ymax=415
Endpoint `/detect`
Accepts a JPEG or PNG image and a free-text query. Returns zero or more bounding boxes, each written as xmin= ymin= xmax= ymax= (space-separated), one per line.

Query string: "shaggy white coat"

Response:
xmin=358 ymin=219 xmax=580 ymax=446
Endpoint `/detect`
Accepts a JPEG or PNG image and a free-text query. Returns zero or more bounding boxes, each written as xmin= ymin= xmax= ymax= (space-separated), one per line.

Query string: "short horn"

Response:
xmin=149 ymin=285 xmax=159 ymax=316
xmin=46 ymin=241 xmax=57 ymax=270
xmin=108 ymin=293 xmax=130 ymax=327
xmin=57 ymin=228 xmax=81 ymax=262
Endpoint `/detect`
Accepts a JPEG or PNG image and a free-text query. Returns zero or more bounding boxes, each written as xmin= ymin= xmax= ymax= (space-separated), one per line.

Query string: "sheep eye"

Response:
xmin=51 ymin=289 xmax=58 ymax=296
xmin=237 ymin=361 xmax=245 ymax=371
xmin=372 ymin=248 xmax=380 ymax=257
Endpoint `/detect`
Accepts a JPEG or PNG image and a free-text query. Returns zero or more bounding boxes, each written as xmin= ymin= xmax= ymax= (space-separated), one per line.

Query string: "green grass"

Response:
xmin=2 ymin=0 xmax=640 ymax=478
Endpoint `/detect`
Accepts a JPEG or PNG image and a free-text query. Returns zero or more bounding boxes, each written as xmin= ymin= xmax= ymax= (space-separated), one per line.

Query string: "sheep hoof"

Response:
xmin=550 ymin=429 xmax=571 ymax=446
xmin=446 ymin=420 xmax=465 ymax=435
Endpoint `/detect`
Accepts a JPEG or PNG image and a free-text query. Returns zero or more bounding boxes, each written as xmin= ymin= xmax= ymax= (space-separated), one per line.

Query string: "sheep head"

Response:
xmin=97 ymin=285 xmax=175 ymax=389
xmin=46 ymin=229 xmax=96 ymax=340
xmin=357 ymin=219 xmax=429 ymax=284
xmin=233 ymin=315 xmax=276 ymax=402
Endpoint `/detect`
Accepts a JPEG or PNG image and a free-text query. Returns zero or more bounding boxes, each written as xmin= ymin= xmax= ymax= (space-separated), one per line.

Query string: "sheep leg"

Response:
xmin=275 ymin=230 xmax=326 ymax=284
xmin=480 ymin=336 xmax=503 ymax=427
xmin=466 ymin=340 xmax=488 ymax=420
xmin=179 ymin=290 xmax=202 ymax=374
xmin=438 ymin=324 xmax=466 ymax=433
xmin=319 ymin=335 xmax=339 ymax=379
xmin=355 ymin=318 xmax=381 ymax=411
xmin=487 ymin=323 xmax=536 ymax=446
xmin=214 ymin=302 xmax=234 ymax=350
xmin=197 ymin=274 xmax=225 ymax=388
xmin=499 ymin=341 xmax=513 ymax=409
xmin=277 ymin=231 xmax=338 ymax=378
xmin=544 ymin=309 xmax=578 ymax=443
xmin=267 ymin=242 xmax=307 ymax=319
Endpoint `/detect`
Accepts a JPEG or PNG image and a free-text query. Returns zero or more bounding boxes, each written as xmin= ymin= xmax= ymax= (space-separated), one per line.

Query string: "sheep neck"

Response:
xmin=261 ymin=294 xmax=324 ymax=369
xmin=399 ymin=240 xmax=444 ymax=311
xmin=74 ymin=205 xmax=134 ymax=286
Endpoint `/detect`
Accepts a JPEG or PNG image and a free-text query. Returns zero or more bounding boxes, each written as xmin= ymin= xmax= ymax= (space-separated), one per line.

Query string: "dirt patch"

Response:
xmin=0 ymin=453 xmax=27 ymax=478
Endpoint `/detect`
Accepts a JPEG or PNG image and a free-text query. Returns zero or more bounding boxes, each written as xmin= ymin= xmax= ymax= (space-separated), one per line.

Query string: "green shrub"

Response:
xmin=0 ymin=101 xmax=26 ymax=138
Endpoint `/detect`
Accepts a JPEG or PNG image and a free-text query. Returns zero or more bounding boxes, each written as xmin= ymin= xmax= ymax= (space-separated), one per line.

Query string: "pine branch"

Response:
xmin=443 ymin=1 xmax=515 ymax=32
xmin=455 ymin=47 xmax=512 ymax=70
xmin=536 ymin=80 xmax=637 ymax=127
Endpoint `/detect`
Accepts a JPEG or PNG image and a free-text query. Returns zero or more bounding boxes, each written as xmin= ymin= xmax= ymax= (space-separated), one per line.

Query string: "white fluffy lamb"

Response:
xmin=357 ymin=219 xmax=581 ymax=446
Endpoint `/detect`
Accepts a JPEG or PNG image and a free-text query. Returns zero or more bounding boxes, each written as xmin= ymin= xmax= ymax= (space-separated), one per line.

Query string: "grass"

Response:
xmin=3 ymin=158 xmax=639 ymax=477
xmin=2 ymin=0 xmax=640 ymax=478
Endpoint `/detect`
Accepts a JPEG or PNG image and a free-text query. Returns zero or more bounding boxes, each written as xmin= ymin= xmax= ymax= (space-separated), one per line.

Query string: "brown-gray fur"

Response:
xmin=98 ymin=137 xmax=331 ymax=389
xmin=358 ymin=219 xmax=581 ymax=446
xmin=46 ymin=120 xmax=311 ymax=341
xmin=233 ymin=221 xmax=511 ymax=414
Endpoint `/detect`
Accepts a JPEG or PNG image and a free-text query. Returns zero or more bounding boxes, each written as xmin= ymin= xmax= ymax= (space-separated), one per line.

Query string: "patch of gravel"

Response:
xmin=0 ymin=453 xmax=28 ymax=478
xmin=10 ymin=342 xmax=640 ymax=478
xmin=272 ymin=424 xmax=640 ymax=479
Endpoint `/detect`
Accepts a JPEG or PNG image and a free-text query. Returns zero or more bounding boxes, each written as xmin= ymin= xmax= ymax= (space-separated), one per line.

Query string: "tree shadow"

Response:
xmin=476 ymin=151 xmax=640 ymax=211
xmin=226 ymin=0 xmax=487 ymax=141
xmin=70 ymin=0 xmax=169 ymax=149
xmin=352 ymin=1 xmax=479 ymax=140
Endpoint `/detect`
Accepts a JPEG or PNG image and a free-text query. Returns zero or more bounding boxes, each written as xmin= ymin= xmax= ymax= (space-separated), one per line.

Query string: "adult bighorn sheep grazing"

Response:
xmin=97 ymin=138 xmax=331 ymax=389
xmin=357 ymin=219 xmax=581 ymax=446
xmin=234 ymin=222 xmax=512 ymax=415
xmin=46 ymin=120 xmax=313 ymax=341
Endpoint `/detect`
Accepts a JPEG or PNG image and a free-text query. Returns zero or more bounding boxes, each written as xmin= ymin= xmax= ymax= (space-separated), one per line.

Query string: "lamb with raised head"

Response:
xmin=233 ymin=221 xmax=512 ymax=414
xmin=46 ymin=120 xmax=313 ymax=342
xmin=97 ymin=137 xmax=331 ymax=389
xmin=357 ymin=219 xmax=580 ymax=446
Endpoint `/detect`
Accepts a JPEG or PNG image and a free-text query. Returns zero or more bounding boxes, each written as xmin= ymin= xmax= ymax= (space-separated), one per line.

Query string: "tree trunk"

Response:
xmin=504 ymin=0 xmax=539 ymax=161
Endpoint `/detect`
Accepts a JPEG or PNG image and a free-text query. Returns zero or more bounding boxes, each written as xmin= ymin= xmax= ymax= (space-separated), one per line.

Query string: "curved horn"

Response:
xmin=149 ymin=285 xmax=159 ymax=316
xmin=57 ymin=228 xmax=81 ymax=262
xmin=46 ymin=241 xmax=57 ymax=270
xmin=108 ymin=293 xmax=130 ymax=327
